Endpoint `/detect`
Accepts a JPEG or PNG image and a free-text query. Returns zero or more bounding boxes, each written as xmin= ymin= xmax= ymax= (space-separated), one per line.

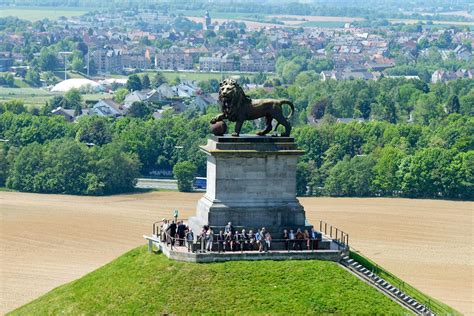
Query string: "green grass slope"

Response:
xmin=10 ymin=247 xmax=407 ymax=315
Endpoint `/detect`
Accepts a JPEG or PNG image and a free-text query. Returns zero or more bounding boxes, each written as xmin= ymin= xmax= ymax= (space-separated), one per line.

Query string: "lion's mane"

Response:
xmin=218 ymin=79 xmax=251 ymax=122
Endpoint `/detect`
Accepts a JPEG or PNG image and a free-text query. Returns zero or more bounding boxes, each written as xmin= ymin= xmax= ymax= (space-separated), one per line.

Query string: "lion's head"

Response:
xmin=218 ymin=78 xmax=251 ymax=121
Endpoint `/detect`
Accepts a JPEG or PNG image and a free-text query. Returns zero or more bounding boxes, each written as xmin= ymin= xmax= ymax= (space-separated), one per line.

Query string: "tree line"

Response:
xmin=0 ymin=96 xmax=472 ymax=199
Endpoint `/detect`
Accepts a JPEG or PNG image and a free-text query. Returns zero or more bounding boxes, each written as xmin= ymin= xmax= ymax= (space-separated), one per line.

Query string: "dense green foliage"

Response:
xmin=10 ymin=246 xmax=405 ymax=315
xmin=173 ymin=161 xmax=197 ymax=192
xmin=0 ymin=83 xmax=472 ymax=199
xmin=294 ymin=115 xmax=473 ymax=199
xmin=6 ymin=139 xmax=140 ymax=195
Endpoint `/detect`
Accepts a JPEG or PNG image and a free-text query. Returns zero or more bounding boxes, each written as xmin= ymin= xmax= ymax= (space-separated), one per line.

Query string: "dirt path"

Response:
xmin=1 ymin=192 xmax=472 ymax=314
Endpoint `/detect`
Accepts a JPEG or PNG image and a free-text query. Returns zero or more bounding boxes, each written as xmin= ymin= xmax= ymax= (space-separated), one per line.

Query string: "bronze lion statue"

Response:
xmin=210 ymin=78 xmax=294 ymax=137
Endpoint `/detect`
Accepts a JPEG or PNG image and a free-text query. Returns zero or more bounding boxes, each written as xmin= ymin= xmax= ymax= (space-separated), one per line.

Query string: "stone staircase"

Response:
xmin=341 ymin=256 xmax=435 ymax=315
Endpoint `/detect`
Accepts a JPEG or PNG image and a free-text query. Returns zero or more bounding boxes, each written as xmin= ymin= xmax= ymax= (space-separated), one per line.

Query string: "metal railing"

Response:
xmin=350 ymin=248 xmax=460 ymax=315
xmin=319 ymin=220 xmax=349 ymax=250
xmin=154 ymin=219 xmax=347 ymax=254
xmin=160 ymin=230 xmax=324 ymax=254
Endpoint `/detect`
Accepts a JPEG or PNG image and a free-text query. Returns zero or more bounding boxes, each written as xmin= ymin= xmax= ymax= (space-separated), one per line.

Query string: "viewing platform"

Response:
xmin=144 ymin=220 xmax=349 ymax=263
xmin=145 ymin=235 xmax=345 ymax=263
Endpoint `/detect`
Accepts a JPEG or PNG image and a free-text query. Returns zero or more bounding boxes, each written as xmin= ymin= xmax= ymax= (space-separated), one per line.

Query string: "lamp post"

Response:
xmin=58 ymin=51 xmax=72 ymax=81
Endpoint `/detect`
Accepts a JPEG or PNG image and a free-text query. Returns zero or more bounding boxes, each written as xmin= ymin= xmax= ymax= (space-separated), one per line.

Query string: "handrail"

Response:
xmin=319 ymin=220 xmax=349 ymax=250
xmin=350 ymin=248 xmax=460 ymax=316
xmin=154 ymin=218 xmax=347 ymax=253
xmin=161 ymin=229 xmax=324 ymax=253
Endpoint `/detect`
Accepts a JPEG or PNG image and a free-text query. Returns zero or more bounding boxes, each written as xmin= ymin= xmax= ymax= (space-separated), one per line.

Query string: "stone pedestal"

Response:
xmin=188 ymin=135 xmax=308 ymax=234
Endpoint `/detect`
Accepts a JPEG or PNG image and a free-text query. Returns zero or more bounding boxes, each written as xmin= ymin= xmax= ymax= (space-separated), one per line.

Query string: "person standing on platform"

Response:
xmin=304 ymin=229 xmax=310 ymax=250
xmin=289 ymin=229 xmax=296 ymax=250
xmin=186 ymin=229 xmax=194 ymax=252
xmin=264 ymin=231 xmax=272 ymax=252
xmin=217 ymin=230 xmax=226 ymax=252
xmin=177 ymin=221 xmax=186 ymax=246
xmin=282 ymin=229 xmax=289 ymax=250
xmin=206 ymin=228 xmax=214 ymax=252
xmin=167 ymin=220 xmax=177 ymax=246
xmin=225 ymin=222 xmax=234 ymax=235
xmin=295 ymin=228 xmax=304 ymax=250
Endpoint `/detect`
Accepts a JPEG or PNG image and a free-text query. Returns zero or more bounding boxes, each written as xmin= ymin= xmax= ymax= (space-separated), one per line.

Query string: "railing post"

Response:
xmin=320 ymin=220 xmax=322 ymax=232
xmin=330 ymin=226 xmax=332 ymax=238
xmin=325 ymin=222 xmax=327 ymax=234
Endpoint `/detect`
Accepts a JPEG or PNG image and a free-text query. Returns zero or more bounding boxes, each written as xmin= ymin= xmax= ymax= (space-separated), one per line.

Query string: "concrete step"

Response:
xmin=416 ymin=304 xmax=425 ymax=310
xmin=342 ymin=256 xmax=350 ymax=261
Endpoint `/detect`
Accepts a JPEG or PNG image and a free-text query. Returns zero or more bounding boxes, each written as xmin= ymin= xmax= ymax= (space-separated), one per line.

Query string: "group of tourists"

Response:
xmin=160 ymin=219 xmax=323 ymax=253
xmin=199 ymin=222 xmax=274 ymax=253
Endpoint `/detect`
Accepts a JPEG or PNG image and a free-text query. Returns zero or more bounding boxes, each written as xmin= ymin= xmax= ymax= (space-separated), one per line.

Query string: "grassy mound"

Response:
xmin=10 ymin=247 xmax=406 ymax=315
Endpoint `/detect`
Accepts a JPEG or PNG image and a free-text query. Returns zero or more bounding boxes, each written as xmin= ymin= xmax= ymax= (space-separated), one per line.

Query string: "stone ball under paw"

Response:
xmin=210 ymin=121 xmax=227 ymax=136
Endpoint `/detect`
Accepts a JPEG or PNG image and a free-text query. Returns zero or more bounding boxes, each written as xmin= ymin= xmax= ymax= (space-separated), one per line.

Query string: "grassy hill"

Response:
xmin=10 ymin=246 xmax=406 ymax=315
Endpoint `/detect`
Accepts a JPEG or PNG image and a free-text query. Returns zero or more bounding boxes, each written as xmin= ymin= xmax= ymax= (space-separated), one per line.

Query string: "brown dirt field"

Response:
xmin=268 ymin=14 xmax=365 ymax=25
xmin=388 ymin=18 xmax=474 ymax=26
xmin=186 ymin=16 xmax=285 ymax=30
xmin=1 ymin=191 xmax=472 ymax=314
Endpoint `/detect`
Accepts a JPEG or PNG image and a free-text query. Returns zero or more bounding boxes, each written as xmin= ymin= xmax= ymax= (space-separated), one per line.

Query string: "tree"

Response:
xmin=173 ymin=161 xmax=197 ymax=192
xmin=446 ymin=95 xmax=460 ymax=114
xmin=281 ymin=61 xmax=303 ymax=84
xmin=126 ymin=74 xmax=142 ymax=91
xmin=141 ymin=74 xmax=151 ymax=89
xmin=296 ymin=162 xmax=309 ymax=196
xmin=114 ymin=88 xmax=129 ymax=103
xmin=25 ymin=68 xmax=41 ymax=87
xmin=71 ymin=57 xmax=85 ymax=72
xmin=38 ymin=47 xmax=58 ymax=71
xmin=64 ymin=88 xmax=82 ymax=109
xmin=310 ymin=97 xmax=329 ymax=120
xmin=413 ymin=93 xmax=444 ymax=125
xmin=371 ymin=93 xmax=397 ymax=123
xmin=5 ymin=73 xmax=14 ymax=87
xmin=399 ymin=148 xmax=456 ymax=198
xmin=76 ymin=116 xmax=112 ymax=146
xmin=151 ymin=72 xmax=167 ymax=88
xmin=372 ymin=146 xmax=406 ymax=195
xmin=325 ymin=155 xmax=375 ymax=197
xmin=127 ymin=101 xmax=151 ymax=118
xmin=50 ymin=95 xmax=67 ymax=109
xmin=0 ymin=147 xmax=7 ymax=186
xmin=91 ymin=144 xmax=140 ymax=195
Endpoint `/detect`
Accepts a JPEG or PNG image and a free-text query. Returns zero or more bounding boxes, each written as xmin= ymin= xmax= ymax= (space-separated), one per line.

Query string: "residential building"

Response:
xmin=155 ymin=47 xmax=193 ymax=70
xmin=92 ymin=47 xmax=122 ymax=74
xmin=90 ymin=99 xmax=123 ymax=117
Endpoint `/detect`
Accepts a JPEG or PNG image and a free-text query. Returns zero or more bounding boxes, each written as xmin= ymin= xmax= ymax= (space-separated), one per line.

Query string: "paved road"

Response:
xmin=135 ymin=178 xmax=178 ymax=190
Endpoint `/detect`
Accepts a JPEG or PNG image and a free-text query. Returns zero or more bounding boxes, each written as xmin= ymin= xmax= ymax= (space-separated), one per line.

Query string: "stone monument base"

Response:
xmin=188 ymin=135 xmax=309 ymax=235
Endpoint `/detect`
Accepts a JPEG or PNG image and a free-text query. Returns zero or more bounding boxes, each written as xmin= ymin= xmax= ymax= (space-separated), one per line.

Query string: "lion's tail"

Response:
xmin=280 ymin=100 xmax=295 ymax=119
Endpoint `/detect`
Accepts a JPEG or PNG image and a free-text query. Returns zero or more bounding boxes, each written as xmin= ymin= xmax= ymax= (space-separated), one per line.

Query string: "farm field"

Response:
xmin=388 ymin=18 xmax=474 ymax=27
xmin=137 ymin=70 xmax=266 ymax=82
xmin=0 ymin=191 xmax=472 ymax=314
xmin=0 ymin=87 xmax=110 ymax=108
xmin=0 ymin=6 xmax=89 ymax=21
